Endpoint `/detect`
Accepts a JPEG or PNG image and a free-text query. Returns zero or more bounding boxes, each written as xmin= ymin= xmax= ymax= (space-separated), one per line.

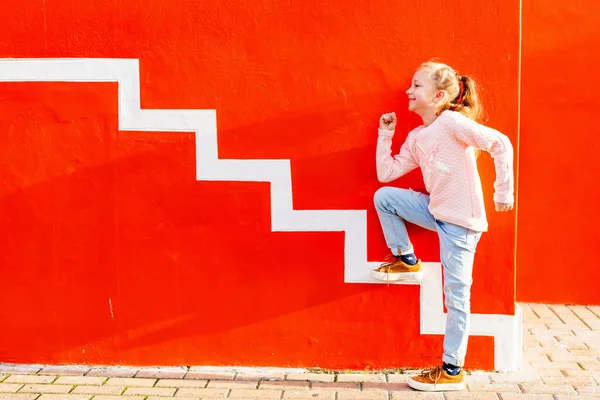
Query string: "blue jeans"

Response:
xmin=374 ymin=187 xmax=482 ymax=367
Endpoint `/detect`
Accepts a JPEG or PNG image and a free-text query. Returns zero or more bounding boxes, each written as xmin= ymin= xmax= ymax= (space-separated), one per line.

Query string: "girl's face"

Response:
xmin=405 ymin=68 xmax=440 ymax=114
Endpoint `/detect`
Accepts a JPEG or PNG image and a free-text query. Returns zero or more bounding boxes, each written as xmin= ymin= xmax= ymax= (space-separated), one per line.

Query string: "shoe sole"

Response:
xmin=408 ymin=378 xmax=465 ymax=392
xmin=369 ymin=270 xmax=423 ymax=281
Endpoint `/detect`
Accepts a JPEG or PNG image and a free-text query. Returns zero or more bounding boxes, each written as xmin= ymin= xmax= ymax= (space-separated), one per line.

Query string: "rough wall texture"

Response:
xmin=0 ymin=0 xmax=519 ymax=369
xmin=518 ymin=0 xmax=600 ymax=305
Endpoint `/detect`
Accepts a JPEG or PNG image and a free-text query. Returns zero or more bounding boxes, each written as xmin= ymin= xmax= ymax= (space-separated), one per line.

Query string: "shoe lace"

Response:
xmin=379 ymin=254 xmax=399 ymax=286
xmin=419 ymin=366 xmax=443 ymax=383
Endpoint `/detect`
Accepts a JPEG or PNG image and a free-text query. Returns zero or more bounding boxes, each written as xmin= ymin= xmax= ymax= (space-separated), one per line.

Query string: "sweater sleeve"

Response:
xmin=376 ymin=127 xmax=419 ymax=183
xmin=447 ymin=112 xmax=515 ymax=204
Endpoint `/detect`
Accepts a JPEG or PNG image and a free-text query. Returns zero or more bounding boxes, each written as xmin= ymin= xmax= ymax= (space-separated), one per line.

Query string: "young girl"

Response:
xmin=372 ymin=61 xmax=514 ymax=391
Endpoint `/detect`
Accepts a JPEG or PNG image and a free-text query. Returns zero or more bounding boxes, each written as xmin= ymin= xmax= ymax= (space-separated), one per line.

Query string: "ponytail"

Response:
xmin=448 ymin=75 xmax=483 ymax=122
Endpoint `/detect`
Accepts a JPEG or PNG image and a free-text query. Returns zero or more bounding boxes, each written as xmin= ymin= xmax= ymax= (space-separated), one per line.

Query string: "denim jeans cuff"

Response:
xmin=395 ymin=246 xmax=414 ymax=256
xmin=442 ymin=354 xmax=465 ymax=367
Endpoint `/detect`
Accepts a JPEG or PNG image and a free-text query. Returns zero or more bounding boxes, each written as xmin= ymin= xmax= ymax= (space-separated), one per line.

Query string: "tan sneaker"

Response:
xmin=408 ymin=366 xmax=465 ymax=391
xmin=369 ymin=254 xmax=423 ymax=282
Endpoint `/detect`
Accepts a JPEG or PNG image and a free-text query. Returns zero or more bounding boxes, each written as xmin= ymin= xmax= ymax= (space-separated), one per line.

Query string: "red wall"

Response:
xmin=518 ymin=0 xmax=600 ymax=305
xmin=0 ymin=1 xmax=519 ymax=368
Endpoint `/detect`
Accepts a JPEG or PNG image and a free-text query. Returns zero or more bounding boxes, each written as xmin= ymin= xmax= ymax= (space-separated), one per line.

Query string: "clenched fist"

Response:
xmin=380 ymin=112 xmax=397 ymax=130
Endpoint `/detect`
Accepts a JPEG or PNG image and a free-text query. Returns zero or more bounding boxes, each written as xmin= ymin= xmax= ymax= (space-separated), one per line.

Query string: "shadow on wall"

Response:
xmin=0 ymin=81 xmax=488 ymax=370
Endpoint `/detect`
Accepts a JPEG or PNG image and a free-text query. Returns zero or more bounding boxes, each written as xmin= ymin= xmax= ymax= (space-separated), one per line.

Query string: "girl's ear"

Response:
xmin=434 ymin=90 xmax=446 ymax=103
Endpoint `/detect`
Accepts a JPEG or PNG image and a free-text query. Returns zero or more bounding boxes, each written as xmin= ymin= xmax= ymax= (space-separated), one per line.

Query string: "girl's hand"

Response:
xmin=380 ymin=112 xmax=397 ymax=130
xmin=495 ymin=202 xmax=514 ymax=212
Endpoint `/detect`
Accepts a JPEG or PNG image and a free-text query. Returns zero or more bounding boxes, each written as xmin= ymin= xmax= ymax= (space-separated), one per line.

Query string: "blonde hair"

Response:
xmin=420 ymin=61 xmax=484 ymax=122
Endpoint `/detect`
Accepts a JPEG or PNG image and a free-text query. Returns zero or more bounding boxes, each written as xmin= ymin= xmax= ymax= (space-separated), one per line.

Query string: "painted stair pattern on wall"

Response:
xmin=0 ymin=58 xmax=522 ymax=371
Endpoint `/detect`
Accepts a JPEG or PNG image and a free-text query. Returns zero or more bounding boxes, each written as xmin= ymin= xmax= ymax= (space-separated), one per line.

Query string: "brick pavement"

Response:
xmin=0 ymin=304 xmax=598 ymax=399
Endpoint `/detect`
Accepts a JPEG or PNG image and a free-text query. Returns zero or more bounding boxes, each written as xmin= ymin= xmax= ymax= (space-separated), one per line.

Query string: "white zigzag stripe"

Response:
xmin=0 ymin=58 xmax=521 ymax=371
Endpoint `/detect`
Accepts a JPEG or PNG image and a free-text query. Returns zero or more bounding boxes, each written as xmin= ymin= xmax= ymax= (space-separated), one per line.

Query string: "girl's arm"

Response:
xmin=448 ymin=112 xmax=515 ymax=206
xmin=376 ymin=127 xmax=419 ymax=183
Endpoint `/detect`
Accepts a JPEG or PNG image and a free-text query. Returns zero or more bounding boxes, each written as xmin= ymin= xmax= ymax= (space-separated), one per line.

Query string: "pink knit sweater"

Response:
xmin=376 ymin=110 xmax=514 ymax=232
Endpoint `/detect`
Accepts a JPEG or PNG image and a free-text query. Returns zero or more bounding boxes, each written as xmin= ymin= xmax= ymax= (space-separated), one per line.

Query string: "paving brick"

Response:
xmin=227 ymin=389 xmax=281 ymax=399
xmin=525 ymin=335 xmax=557 ymax=345
xmin=54 ymin=377 xmax=106 ymax=386
xmin=0 ymin=366 xmax=42 ymax=375
xmin=489 ymin=372 xmax=541 ymax=383
xmin=206 ymin=380 xmax=257 ymax=389
xmin=0 ymin=385 xmax=23 ymax=394
xmin=183 ymin=372 xmax=235 ymax=381
xmin=39 ymin=367 xmax=90 ymax=376
xmin=235 ymin=372 xmax=285 ymax=381
xmin=148 ymin=398 xmax=201 ymax=400
xmin=571 ymin=328 xmax=600 ymax=337
xmin=18 ymin=385 xmax=73 ymax=394
xmin=5 ymin=376 xmax=56 ymax=384
xmin=588 ymin=306 xmax=600 ymax=316
xmin=562 ymin=369 xmax=599 ymax=377
xmin=282 ymin=389 xmax=335 ymax=399
xmin=569 ymin=306 xmax=598 ymax=321
xmin=92 ymin=396 xmax=146 ymax=400
xmin=0 ymin=395 xmax=39 ymax=400
xmin=467 ymin=383 xmax=521 ymax=392
xmin=498 ymin=394 xmax=553 ymax=400
xmin=522 ymin=354 xmax=552 ymax=363
xmin=525 ymin=347 xmax=567 ymax=356
xmin=398 ymin=370 xmax=421 ymax=376
xmin=582 ymin=341 xmax=600 ymax=350
xmin=258 ymin=381 xmax=309 ymax=390
xmin=37 ymin=395 xmax=92 ymax=400
xmin=538 ymin=343 xmax=578 ymax=352
xmin=335 ymin=389 xmax=387 ymax=400
xmin=362 ymin=382 xmax=409 ymax=391
xmin=576 ymin=385 xmax=600 ymax=394
xmin=523 ymin=342 xmax=541 ymax=349
xmin=135 ymin=368 xmax=187 ymax=379
xmin=550 ymin=304 xmax=576 ymax=315
xmin=554 ymin=396 xmax=600 ymax=400
xmin=390 ymin=392 xmax=444 ymax=400
xmin=567 ymin=348 xmax=600 ymax=356
xmin=444 ymin=393 xmax=499 ymax=400
xmin=335 ymin=374 xmax=386 ymax=383
xmin=386 ymin=374 xmax=411 ymax=383
xmin=104 ymin=378 xmax=156 ymax=387
xmin=71 ymin=386 xmax=125 ymax=395
xmin=533 ymin=369 xmax=566 ymax=378
xmin=123 ymin=387 xmax=176 ymax=397
xmin=530 ymin=361 xmax=580 ymax=370
xmin=547 ymin=354 xmax=598 ymax=363
xmin=529 ymin=328 xmax=574 ymax=336
xmin=173 ymin=388 xmax=229 ymax=397
xmin=311 ymin=382 xmax=359 ymax=390
xmin=464 ymin=374 xmax=492 ymax=384
xmin=520 ymin=383 xmax=577 ymax=394
xmin=541 ymin=376 xmax=596 ymax=385
xmin=564 ymin=344 xmax=591 ymax=351
xmin=524 ymin=318 xmax=548 ymax=328
xmin=155 ymin=379 xmax=208 ymax=388
xmin=188 ymin=367 xmax=235 ymax=373
xmin=529 ymin=305 xmax=556 ymax=319
xmin=285 ymin=374 xmax=334 ymax=382
xmin=561 ymin=316 xmax=587 ymax=324
xmin=203 ymin=398 xmax=242 ymax=400
xmin=579 ymin=361 xmax=600 ymax=370
xmin=554 ymin=336 xmax=588 ymax=346
xmin=86 ymin=368 xmax=139 ymax=378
